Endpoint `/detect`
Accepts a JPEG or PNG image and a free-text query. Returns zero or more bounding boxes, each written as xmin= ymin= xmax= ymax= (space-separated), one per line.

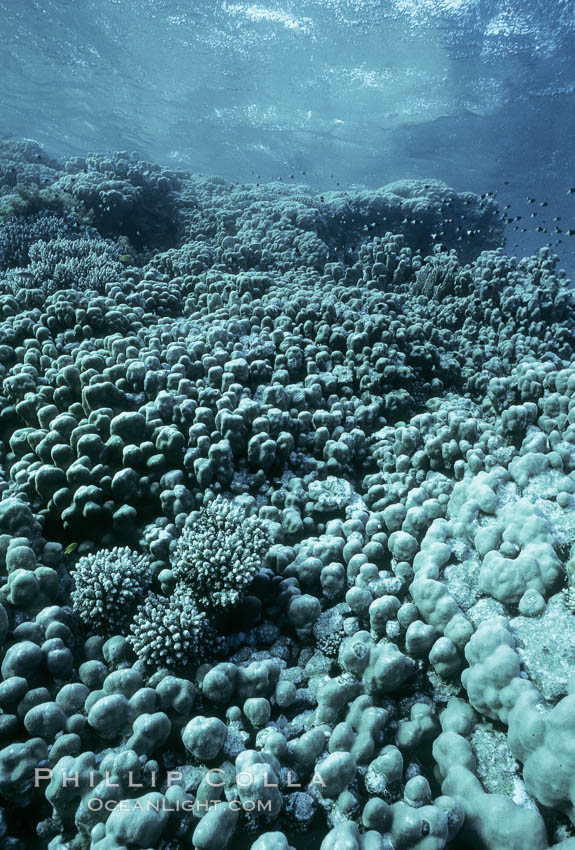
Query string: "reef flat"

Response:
xmin=0 ymin=139 xmax=574 ymax=850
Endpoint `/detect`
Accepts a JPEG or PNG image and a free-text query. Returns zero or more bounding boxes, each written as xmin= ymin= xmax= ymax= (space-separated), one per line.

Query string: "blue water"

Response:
xmin=1 ymin=0 xmax=575 ymax=269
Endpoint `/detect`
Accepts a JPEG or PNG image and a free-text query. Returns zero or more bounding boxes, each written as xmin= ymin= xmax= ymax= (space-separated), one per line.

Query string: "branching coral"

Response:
xmin=171 ymin=497 xmax=271 ymax=611
xmin=4 ymin=235 xmax=126 ymax=296
xmin=128 ymin=590 xmax=216 ymax=670
xmin=0 ymin=211 xmax=94 ymax=271
xmin=71 ymin=546 xmax=153 ymax=635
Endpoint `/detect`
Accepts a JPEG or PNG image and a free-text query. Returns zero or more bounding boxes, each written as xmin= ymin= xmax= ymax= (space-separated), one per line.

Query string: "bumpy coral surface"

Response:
xmin=0 ymin=140 xmax=574 ymax=850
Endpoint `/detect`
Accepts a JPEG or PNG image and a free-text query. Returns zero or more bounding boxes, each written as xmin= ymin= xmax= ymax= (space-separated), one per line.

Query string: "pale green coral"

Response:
xmin=171 ymin=497 xmax=270 ymax=611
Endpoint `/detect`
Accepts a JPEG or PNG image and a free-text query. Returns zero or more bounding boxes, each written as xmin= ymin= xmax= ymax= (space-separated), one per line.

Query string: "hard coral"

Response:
xmin=171 ymin=497 xmax=270 ymax=611
xmin=128 ymin=589 xmax=216 ymax=671
xmin=71 ymin=546 xmax=152 ymax=635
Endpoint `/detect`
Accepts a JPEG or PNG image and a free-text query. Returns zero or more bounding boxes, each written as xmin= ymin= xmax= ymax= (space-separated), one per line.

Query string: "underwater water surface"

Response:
xmin=2 ymin=0 xmax=575 ymax=268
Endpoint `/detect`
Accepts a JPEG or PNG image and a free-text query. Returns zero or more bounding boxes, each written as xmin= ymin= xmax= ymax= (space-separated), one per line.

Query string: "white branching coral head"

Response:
xmin=71 ymin=546 xmax=153 ymax=635
xmin=128 ymin=590 xmax=216 ymax=671
xmin=171 ymin=496 xmax=270 ymax=611
xmin=6 ymin=235 xmax=125 ymax=296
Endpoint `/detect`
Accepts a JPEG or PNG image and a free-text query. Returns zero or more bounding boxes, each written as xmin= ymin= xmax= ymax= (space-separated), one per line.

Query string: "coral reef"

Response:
xmin=4 ymin=235 xmax=127 ymax=298
xmin=0 ymin=140 xmax=573 ymax=850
